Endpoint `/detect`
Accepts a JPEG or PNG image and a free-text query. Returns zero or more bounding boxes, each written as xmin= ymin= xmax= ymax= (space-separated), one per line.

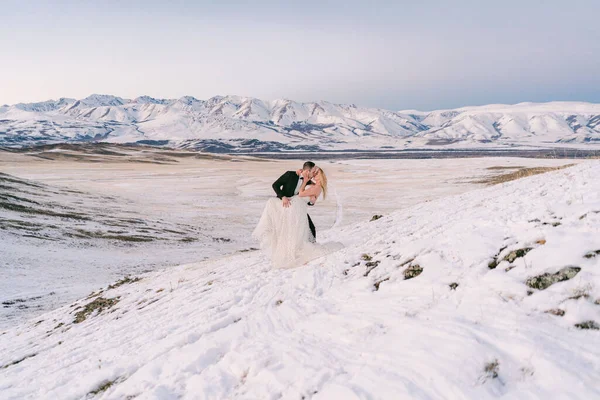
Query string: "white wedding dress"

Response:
xmin=252 ymin=196 xmax=342 ymax=269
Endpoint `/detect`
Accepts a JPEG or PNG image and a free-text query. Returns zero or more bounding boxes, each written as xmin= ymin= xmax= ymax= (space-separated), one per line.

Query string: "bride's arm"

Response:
xmin=298 ymin=172 xmax=321 ymax=198
xmin=298 ymin=184 xmax=321 ymax=198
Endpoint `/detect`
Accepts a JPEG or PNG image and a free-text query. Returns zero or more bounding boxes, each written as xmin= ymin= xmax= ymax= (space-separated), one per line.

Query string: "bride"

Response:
xmin=252 ymin=167 xmax=341 ymax=269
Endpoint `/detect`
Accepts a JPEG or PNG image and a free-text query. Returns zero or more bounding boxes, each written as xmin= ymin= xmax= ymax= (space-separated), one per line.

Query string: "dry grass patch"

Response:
xmin=475 ymin=164 xmax=575 ymax=186
xmin=575 ymin=320 xmax=600 ymax=330
xmin=107 ymin=276 xmax=142 ymax=290
xmin=484 ymin=359 xmax=500 ymax=379
xmin=545 ymin=308 xmax=565 ymax=317
xmin=373 ymin=277 xmax=389 ymax=291
xmin=1 ymin=353 xmax=37 ymax=369
xmin=73 ymin=297 xmax=119 ymax=323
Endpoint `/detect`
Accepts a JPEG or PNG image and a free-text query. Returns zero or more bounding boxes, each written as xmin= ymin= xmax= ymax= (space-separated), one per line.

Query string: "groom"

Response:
xmin=272 ymin=161 xmax=317 ymax=241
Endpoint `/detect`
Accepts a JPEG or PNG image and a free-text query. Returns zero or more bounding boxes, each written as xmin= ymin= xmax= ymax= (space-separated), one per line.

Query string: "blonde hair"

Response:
xmin=317 ymin=167 xmax=328 ymax=200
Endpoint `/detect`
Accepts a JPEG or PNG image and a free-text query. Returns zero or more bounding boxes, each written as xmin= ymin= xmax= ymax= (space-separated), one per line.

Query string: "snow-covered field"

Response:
xmin=1 ymin=152 xmax=598 ymax=399
xmin=0 ymin=149 xmax=575 ymax=329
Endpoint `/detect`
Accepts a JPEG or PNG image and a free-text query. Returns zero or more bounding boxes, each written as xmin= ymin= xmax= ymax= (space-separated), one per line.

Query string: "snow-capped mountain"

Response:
xmin=1 ymin=95 xmax=600 ymax=151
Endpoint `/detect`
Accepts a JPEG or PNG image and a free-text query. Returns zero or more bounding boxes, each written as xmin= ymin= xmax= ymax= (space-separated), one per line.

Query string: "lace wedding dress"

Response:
xmin=252 ymin=196 xmax=342 ymax=269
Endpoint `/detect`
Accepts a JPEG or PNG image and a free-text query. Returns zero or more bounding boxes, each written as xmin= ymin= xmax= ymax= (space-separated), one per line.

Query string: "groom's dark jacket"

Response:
xmin=272 ymin=171 xmax=317 ymax=240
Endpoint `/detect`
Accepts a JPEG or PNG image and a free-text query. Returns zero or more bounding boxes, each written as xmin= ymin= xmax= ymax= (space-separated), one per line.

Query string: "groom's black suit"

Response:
xmin=272 ymin=171 xmax=317 ymax=240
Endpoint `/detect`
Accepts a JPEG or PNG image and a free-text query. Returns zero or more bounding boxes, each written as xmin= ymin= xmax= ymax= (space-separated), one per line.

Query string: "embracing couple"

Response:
xmin=252 ymin=161 xmax=341 ymax=269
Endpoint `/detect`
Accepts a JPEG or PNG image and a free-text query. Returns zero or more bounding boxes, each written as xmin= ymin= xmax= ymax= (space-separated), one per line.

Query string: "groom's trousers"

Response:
xmin=307 ymin=214 xmax=316 ymax=242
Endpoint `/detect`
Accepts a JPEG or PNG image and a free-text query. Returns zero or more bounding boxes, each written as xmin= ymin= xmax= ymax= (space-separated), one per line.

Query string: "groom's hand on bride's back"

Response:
xmin=282 ymin=196 xmax=291 ymax=208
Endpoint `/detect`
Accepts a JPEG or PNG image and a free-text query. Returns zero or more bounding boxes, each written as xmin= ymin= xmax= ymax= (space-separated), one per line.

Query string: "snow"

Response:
xmin=2 ymin=95 xmax=600 ymax=149
xmin=78 ymin=94 xmax=128 ymax=108
xmin=1 ymin=160 xmax=599 ymax=399
xmin=3 ymin=152 xmax=571 ymax=330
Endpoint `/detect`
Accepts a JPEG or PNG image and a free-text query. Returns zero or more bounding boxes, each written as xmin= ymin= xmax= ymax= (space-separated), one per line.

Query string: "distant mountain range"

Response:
xmin=2 ymin=94 xmax=600 ymax=151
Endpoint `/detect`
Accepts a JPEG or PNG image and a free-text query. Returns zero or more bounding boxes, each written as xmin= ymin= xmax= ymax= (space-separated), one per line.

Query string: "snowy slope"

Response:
xmin=1 ymin=162 xmax=599 ymax=399
xmin=2 ymin=95 xmax=600 ymax=150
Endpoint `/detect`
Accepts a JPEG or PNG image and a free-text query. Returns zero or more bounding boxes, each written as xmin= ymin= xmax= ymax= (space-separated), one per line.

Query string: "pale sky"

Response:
xmin=2 ymin=0 xmax=599 ymax=110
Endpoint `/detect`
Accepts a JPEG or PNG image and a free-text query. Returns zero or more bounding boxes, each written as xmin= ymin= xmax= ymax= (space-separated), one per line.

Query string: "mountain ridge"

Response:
xmin=2 ymin=94 xmax=600 ymax=151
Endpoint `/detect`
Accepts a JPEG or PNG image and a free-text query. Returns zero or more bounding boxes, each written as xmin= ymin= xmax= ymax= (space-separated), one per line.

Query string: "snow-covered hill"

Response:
xmin=1 ymin=162 xmax=599 ymax=399
xmin=2 ymin=95 xmax=600 ymax=151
